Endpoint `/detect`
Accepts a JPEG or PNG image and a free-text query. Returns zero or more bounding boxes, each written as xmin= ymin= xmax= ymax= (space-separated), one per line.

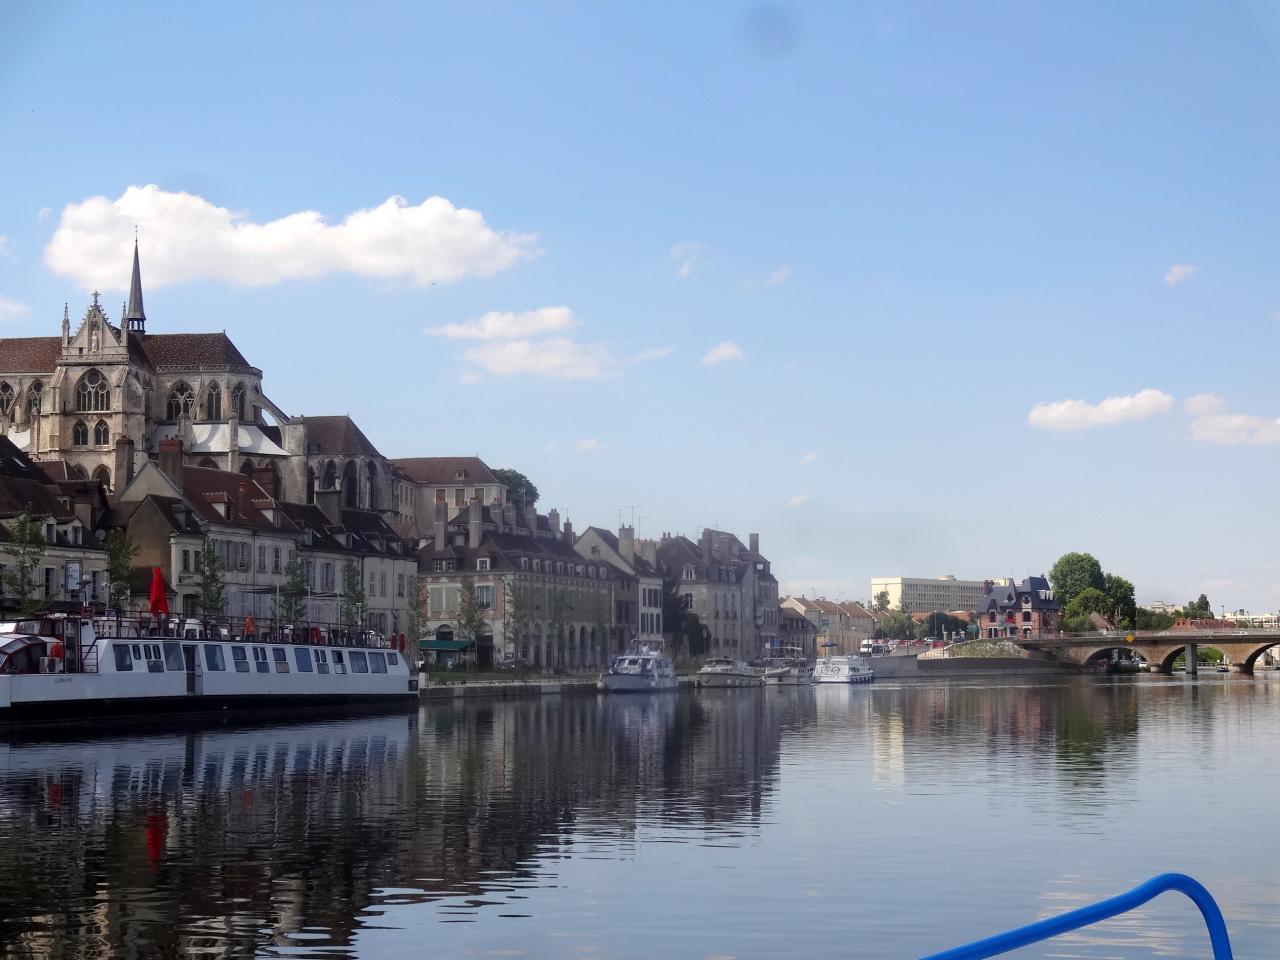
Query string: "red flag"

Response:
xmin=148 ymin=568 xmax=169 ymax=617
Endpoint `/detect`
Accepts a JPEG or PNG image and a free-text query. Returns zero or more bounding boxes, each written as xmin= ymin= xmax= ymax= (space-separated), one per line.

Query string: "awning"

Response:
xmin=420 ymin=638 xmax=471 ymax=652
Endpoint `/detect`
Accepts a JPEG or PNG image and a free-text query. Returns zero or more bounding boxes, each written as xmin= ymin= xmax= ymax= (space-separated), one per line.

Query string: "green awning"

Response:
xmin=420 ymin=638 xmax=471 ymax=652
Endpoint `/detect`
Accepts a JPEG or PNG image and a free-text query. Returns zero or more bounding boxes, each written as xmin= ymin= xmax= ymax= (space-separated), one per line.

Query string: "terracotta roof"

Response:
xmin=296 ymin=416 xmax=383 ymax=458
xmin=0 ymin=438 xmax=45 ymax=481
xmin=180 ymin=466 xmax=287 ymax=532
xmin=0 ymin=337 xmax=62 ymax=374
xmin=391 ymin=456 xmax=498 ymax=485
xmin=138 ymin=333 xmax=255 ymax=371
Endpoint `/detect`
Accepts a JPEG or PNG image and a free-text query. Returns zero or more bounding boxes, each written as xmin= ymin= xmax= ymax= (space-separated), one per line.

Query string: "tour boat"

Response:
xmin=812 ymin=654 xmax=875 ymax=684
xmin=0 ymin=614 xmax=417 ymax=724
xmin=695 ymin=657 xmax=762 ymax=688
xmin=597 ymin=640 xmax=678 ymax=693
xmin=759 ymin=657 xmax=812 ymax=685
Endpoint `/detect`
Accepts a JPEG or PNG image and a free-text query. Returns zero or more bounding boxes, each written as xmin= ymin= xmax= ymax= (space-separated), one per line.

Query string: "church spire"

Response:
xmin=124 ymin=240 xmax=146 ymax=334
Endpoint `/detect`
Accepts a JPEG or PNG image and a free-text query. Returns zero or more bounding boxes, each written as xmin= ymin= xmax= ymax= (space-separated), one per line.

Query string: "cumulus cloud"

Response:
xmin=36 ymin=207 xmax=51 ymax=224
xmin=670 ymin=241 xmax=703 ymax=279
xmin=701 ymin=340 xmax=745 ymax=365
xmin=800 ymin=451 xmax=817 ymax=465
xmin=1164 ymin=264 xmax=1197 ymax=287
xmin=1027 ymin=389 xmax=1173 ymax=430
xmin=785 ymin=494 xmax=809 ymax=508
xmin=0 ymin=295 xmax=30 ymax=321
xmin=44 ymin=184 xmax=538 ymax=290
xmin=463 ymin=337 xmax=616 ymax=380
xmin=768 ymin=265 xmax=791 ymax=286
xmin=458 ymin=371 xmax=483 ymax=385
xmin=427 ymin=306 xmax=576 ymax=340
xmin=1184 ymin=393 xmax=1225 ymax=417
xmin=1185 ymin=396 xmax=1280 ymax=445
xmin=575 ymin=437 xmax=607 ymax=451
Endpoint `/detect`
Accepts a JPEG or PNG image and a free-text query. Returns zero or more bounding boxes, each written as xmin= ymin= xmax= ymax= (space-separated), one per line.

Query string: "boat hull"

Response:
xmin=696 ymin=672 xmax=761 ymax=688
xmin=597 ymin=674 xmax=679 ymax=693
xmin=812 ymin=672 xmax=874 ymax=684
xmin=0 ymin=690 xmax=417 ymax=726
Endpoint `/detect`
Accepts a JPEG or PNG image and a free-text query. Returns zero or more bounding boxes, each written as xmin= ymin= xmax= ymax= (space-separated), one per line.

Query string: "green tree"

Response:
xmin=878 ymin=608 xmax=917 ymax=641
xmin=1102 ymin=573 xmax=1137 ymax=629
xmin=670 ymin=609 xmax=709 ymax=663
xmin=1048 ymin=552 xmax=1105 ymax=607
xmin=1184 ymin=594 xmax=1213 ymax=620
xmin=1061 ymin=586 xmax=1111 ymax=632
xmin=1135 ymin=607 xmax=1176 ymax=630
xmin=276 ymin=556 xmax=307 ymax=623
xmin=194 ymin=541 xmax=225 ymax=619
xmin=503 ymin=579 xmax=528 ymax=659
xmin=547 ymin=588 xmax=568 ymax=669
xmin=339 ymin=560 xmax=365 ymax=628
xmin=873 ymin=590 xmax=890 ymax=613
xmin=104 ymin=529 xmax=137 ymax=611
xmin=405 ymin=574 xmax=425 ymax=641
xmin=919 ymin=611 xmax=967 ymax=641
xmin=455 ymin=575 xmax=487 ymax=658
xmin=1 ymin=510 xmax=46 ymax=615
xmin=493 ymin=468 xmax=539 ymax=508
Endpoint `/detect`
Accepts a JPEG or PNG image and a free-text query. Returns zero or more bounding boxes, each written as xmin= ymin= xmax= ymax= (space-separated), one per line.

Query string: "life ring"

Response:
xmin=48 ymin=641 xmax=64 ymax=660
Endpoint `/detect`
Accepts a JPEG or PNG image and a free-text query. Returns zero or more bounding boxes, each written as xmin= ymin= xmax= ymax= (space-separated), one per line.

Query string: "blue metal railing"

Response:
xmin=919 ymin=873 xmax=1233 ymax=960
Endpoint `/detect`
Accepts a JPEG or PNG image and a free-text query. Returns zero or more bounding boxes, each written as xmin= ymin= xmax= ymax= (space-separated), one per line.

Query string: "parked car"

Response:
xmin=497 ymin=655 xmax=531 ymax=671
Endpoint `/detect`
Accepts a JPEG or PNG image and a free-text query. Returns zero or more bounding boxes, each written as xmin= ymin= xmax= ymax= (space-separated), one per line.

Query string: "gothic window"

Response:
xmin=240 ymin=459 xmax=255 ymax=476
xmin=231 ymin=382 xmax=246 ymax=421
xmin=322 ymin=460 xmax=338 ymax=490
xmin=93 ymin=419 xmax=109 ymax=445
xmin=0 ymin=382 xmax=12 ymax=416
xmin=198 ymin=457 xmax=218 ymax=469
xmin=72 ymin=420 xmax=88 ymax=446
xmin=166 ymin=382 xmax=194 ymax=421
xmin=206 ymin=382 xmax=222 ymax=420
xmin=366 ymin=461 xmax=379 ymax=510
xmin=306 ymin=468 xmax=317 ymax=504
xmin=342 ymin=461 xmax=358 ymax=509
xmin=27 ymin=381 xmax=42 ymax=413
xmin=92 ymin=466 xmax=111 ymax=490
xmin=76 ymin=369 xmax=110 ymax=412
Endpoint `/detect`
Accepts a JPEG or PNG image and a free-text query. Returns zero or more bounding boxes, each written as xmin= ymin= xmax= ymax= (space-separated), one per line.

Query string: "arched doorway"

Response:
xmin=91 ymin=465 xmax=111 ymax=491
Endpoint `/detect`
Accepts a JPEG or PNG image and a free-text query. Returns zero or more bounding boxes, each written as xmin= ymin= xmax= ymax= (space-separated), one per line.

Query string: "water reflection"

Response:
xmin=0 ymin=677 xmax=1275 ymax=958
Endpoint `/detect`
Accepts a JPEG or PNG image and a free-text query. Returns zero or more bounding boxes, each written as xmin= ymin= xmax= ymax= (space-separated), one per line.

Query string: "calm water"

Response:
xmin=0 ymin=676 xmax=1275 ymax=959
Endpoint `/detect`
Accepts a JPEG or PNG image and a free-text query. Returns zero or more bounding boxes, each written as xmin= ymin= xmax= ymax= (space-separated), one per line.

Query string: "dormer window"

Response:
xmin=477 ymin=558 xmax=490 ymax=572
xmin=520 ymin=557 xmax=529 ymax=570
xmin=683 ymin=566 xmax=695 ymax=581
xmin=44 ymin=522 xmax=56 ymax=543
xmin=455 ymin=469 xmax=467 ymax=480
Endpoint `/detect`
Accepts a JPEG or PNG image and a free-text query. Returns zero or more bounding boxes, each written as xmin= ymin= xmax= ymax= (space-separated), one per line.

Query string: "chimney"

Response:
xmin=490 ymin=497 xmax=504 ymax=530
xmin=226 ymin=414 xmax=240 ymax=472
xmin=641 ymin=539 xmax=657 ymax=566
xmin=159 ymin=437 xmax=184 ymax=489
xmin=468 ymin=498 xmax=482 ymax=549
xmin=563 ymin=519 xmax=574 ymax=544
xmin=237 ymin=479 xmax=252 ymax=520
xmin=502 ymin=501 xmax=517 ymax=529
xmin=433 ymin=500 xmax=448 ymax=550
xmin=701 ymin=528 xmax=712 ymax=564
xmin=548 ymin=508 xmax=560 ymax=534
xmin=114 ymin=435 xmax=135 ymax=490
xmin=316 ymin=488 xmax=342 ymax=525
xmin=619 ymin=525 xmax=635 ymax=566
xmin=749 ymin=533 xmax=759 ymax=555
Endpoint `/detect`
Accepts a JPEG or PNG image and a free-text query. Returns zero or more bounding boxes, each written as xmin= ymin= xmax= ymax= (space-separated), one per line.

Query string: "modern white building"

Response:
xmin=869 ymin=575 xmax=987 ymax=614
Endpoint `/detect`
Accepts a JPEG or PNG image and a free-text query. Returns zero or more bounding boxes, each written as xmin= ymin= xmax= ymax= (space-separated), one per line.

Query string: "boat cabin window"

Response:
xmin=144 ymin=643 xmax=164 ymax=673
xmin=294 ymin=648 xmax=313 ymax=673
xmin=348 ymin=650 xmax=369 ymax=673
xmin=272 ymin=647 xmax=289 ymax=673
xmin=253 ymin=647 xmax=269 ymax=673
xmin=113 ymin=645 xmax=133 ymax=671
xmin=387 ymin=652 xmax=398 ymax=667
xmin=231 ymin=645 xmax=249 ymax=673
xmin=162 ymin=642 xmax=184 ymax=671
xmin=132 ymin=644 xmax=142 ymax=661
xmin=204 ymin=644 xmax=226 ymax=671
xmin=315 ymin=649 xmax=330 ymax=675
xmin=333 ymin=650 xmax=346 ymax=675
xmin=369 ymin=651 xmax=387 ymax=674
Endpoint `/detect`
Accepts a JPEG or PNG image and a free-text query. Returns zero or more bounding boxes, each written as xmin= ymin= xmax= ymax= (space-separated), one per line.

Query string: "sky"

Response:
xmin=1 ymin=2 xmax=1278 ymax=611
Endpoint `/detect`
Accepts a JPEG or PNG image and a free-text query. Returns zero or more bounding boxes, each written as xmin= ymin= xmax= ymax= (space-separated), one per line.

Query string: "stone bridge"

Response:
xmin=1023 ymin=629 xmax=1280 ymax=674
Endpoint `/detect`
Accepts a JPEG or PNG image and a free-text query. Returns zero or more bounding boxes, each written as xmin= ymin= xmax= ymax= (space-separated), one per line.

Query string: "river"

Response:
xmin=0 ymin=675 xmax=1273 ymax=958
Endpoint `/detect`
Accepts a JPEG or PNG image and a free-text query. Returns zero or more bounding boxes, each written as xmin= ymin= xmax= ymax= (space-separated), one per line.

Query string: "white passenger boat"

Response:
xmin=695 ymin=657 xmax=761 ymax=688
xmin=597 ymin=640 xmax=678 ymax=693
xmin=812 ymin=654 xmax=875 ymax=684
xmin=759 ymin=657 xmax=813 ymax=685
xmin=0 ymin=613 xmax=417 ymax=724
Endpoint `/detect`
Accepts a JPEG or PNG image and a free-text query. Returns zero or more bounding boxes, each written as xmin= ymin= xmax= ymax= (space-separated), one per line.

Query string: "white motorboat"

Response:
xmin=597 ymin=640 xmax=678 ymax=693
xmin=759 ymin=657 xmax=813 ymax=685
xmin=812 ymin=654 xmax=875 ymax=684
xmin=695 ymin=657 xmax=761 ymax=688
xmin=0 ymin=613 xmax=418 ymax=724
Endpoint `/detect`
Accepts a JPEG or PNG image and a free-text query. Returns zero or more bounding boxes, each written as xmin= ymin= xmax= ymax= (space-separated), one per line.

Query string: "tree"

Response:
xmin=589 ymin=585 xmax=612 ymax=661
xmin=405 ymin=573 xmax=425 ymax=640
xmin=1048 ymin=553 xmax=1105 ymax=607
xmin=493 ymin=468 xmax=539 ymax=508
xmin=455 ymin=576 xmax=487 ymax=663
xmin=670 ymin=609 xmax=709 ymax=663
xmin=276 ymin=556 xmax=307 ymax=623
xmin=919 ymin=611 xmax=967 ymax=641
xmin=503 ymin=579 xmax=528 ymax=659
xmin=1102 ymin=573 xmax=1137 ymax=629
xmin=104 ymin=529 xmax=137 ymax=611
xmin=1061 ymin=586 xmax=1110 ymax=632
xmin=339 ymin=560 xmax=365 ymax=628
xmin=1136 ymin=607 xmax=1176 ymax=630
xmin=1184 ymin=594 xmax=1213 ymax=620
xmin=873 ymin=590 xmax=890 ymax=613
xmin=194 ymin=541 xmax=225 ymax=619
xmin=547 ymin=588 xmax=568 ymax=670
xmin=878 ymin=608 xmax=916 ymax=641
xmin=1 ymin=510 xmax=46 ymax=615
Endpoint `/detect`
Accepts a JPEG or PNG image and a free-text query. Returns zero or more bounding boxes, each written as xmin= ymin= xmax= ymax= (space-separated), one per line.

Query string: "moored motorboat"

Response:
xmin=812 ymin=654 xmax=875 ymax=684
xmin=759 ymin=657 xmax=812 ymax=685
xmin=695 ymin=657 xmax=762 ymax=688
xmin=597 ymin=640 xmax=678 ymax=693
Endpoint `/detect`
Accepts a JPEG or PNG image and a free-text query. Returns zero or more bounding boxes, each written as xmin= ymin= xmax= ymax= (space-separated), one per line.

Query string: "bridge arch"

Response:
xmin=1240 ymin=642 xmax=1280 ymax=674
xmin=1082 ymin=647 xmax=1148 ymax=670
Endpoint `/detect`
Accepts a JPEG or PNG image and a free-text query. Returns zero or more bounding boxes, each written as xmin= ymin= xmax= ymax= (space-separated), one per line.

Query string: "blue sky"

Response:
xmin=2 ymin=2 xmax=1278 ymax=610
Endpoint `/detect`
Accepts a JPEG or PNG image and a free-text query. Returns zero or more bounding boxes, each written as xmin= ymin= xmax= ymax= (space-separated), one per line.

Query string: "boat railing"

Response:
xmin=90 ymin=612 xmax=404 ymax=651
xmin=918 ymin=873 xmax=1233 ymax=960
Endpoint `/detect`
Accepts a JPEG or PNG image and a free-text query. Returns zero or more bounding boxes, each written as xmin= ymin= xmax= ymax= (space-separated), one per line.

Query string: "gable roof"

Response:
xmin=0 ymin=337 xmax=62 ymax=375
xmin=138 ymin=333 xmax=255 ymax=372
xmin=391 ymin=456 xmax=498 ymax=485
xmin=296 ymin=415 xmax=384 ymax=458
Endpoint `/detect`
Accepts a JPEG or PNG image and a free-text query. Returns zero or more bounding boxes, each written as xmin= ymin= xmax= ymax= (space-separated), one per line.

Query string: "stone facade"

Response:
xmin=574 ymin=525 xmax=664 ymax=646
xmin=974 ymin=576 xmax=1061 ymax=640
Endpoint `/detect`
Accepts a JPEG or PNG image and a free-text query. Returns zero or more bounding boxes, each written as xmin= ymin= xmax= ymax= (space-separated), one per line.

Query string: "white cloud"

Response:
xmin=457 ymin=371 xmax=482 ymax=385
xmin=785 ymin=494 xmax=809 ymax=508
xmin=575 ymin=437 xmax=608 ymax=451
xmin=0 ymin=235 xmax=10 ymax=257
xmin=463 ymin=337 xmax=618 ymax=380
xmin=800 ymin=451 xmax=817 ymax=465
xmin=1164 ymin=264 xmax=1197 ymax=287
xmin=1027 ymin=389 xmax=1173 ymax=430
xmin=36 ymin=207 xmax=51 ymax=224
xmin=44 ymin=184 xmax=538 ymax=290
xmin=1184 ymin=393 xmax=1225 ymax=417
xmin=427 ymin=306 xmax=576 ymax=340
xmin=701 ymin=340 xmax=745 ymax=365
xmin=1185 ymin=397 xmax=1280 ymax=445
xmin=768 ymin=265 xmax=791 ymax=287
xmin=0 ymin=296 xmax=30 ymax=321
xmin=670 ymin=240 xmax=703 ymax=279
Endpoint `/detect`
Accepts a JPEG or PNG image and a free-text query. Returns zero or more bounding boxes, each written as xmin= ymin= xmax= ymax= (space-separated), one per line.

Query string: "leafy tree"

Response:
xmin=194 ymin=541 xmax=225 ymax=619
xmin=1184 ymin=594 xmax=1213 ymax=620
xmin=104 ymin=529 xmax=137 ymax=611
xmin=670 ymin=609 xmax=709 ymax=663
xmin=1135 ymin=607 xmax=1176 ymax=630
xmin=1102 ymin=573 xmax=1137 ymax=629
xmin=339 ymin=559 xmax=365 ymax=627
xmin=503 ymin=579 xmax=528 ymax=658
xmin=877 ymin=608 xmax=917 ymax=641
xmin=1048 ymin=552 xmax=1105 ymax=607
xmin=493 ymin=468 xmax=539 ymax=508
xmin=456 ymin=575 xmax=487 ymax=650
xmin=873 ymin=590 xmax=890 ymax=613
xmin=919 ymin=611 xmax=967 ymax=641
xmin=276 ymin=556 xmax=307 ymax=623
xmin=1 ymin=510 xmax=46 ymax=615
xmin=1061 ymin=586 xmax=1111 ymax=632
